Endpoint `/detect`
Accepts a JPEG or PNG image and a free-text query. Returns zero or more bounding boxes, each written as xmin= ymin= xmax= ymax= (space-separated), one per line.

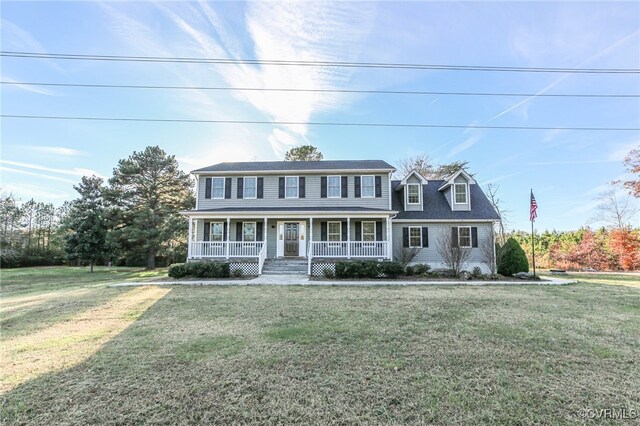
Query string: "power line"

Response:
xmin=2 ymin=114 xmax=638 ymax=131
xmin=2 ymin=81 xmax=638 ymax=98
xmin=2 ymin=51 xmax=639 ymax=74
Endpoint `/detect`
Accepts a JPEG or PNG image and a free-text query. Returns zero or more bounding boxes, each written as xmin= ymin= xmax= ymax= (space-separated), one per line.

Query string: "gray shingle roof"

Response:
xmin=392 ymin=180 xmax=500 ymax=220
xmin=193 ymin=160 xmax=395 ymax=173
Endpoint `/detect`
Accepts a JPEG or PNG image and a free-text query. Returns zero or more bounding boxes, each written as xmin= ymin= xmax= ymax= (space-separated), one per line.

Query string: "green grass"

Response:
xmin=1 ymin=267 xmax=639 ymax=424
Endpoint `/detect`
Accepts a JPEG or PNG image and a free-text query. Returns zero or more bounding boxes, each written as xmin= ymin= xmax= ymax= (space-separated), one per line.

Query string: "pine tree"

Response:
xmin=106 ymin=146 xmax=194 ymax=269
xmin=497 ymin=237 xmax=529 ymax=276
xmin=64 ymin=176 xmax=107 ymax=272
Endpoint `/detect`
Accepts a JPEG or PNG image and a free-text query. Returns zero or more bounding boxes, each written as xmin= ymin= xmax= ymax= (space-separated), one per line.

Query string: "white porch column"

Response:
xmin=308 ymin=217 xmax=313 ymax=275
xmin=386 ymin=216 xmax=392 ymax=260
xmin=187 ymin=217 xmax=193 ymax=259
xmin=263 ymin=217 xmax=267 ymax=251
xmin=226 ymin=217 xmax=230 ymax=259
xmin=347 ymin=217 xmax=351 ymax=259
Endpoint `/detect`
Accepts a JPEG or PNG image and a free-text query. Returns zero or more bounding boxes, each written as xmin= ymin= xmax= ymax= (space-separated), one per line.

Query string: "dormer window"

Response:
xmin=454 ymin=183 xmax=468 ymax=204
xmin=407 ymin=184 xmax=421 ymax=204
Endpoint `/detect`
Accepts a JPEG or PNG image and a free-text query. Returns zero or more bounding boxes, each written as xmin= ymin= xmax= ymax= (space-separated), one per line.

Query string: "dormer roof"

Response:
xmin=394 ymin=169 xmax=428 ymax=191
xmin=437 ymin=169 xmax=476 ymax=191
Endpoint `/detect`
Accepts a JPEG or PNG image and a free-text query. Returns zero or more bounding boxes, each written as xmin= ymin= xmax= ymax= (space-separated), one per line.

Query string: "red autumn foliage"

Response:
xmin=608 ymin=228 xmax=640 ymax=271
xmin=566 ymin=230 xmax=615 ymax=271
xmin=623 ymin=148 xmax=640 ymax=198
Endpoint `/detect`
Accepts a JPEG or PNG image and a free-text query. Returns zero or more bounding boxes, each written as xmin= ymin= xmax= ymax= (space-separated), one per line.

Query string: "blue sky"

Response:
xmin=1 ymin=1 xmax=639 ymax=231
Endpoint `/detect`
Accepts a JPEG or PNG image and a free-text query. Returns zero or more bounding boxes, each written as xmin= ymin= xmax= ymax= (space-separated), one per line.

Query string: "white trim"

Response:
xmin=284 ymin=176 xmax=299 ymax=199
xmin=276 ymin=220 xmax=306 ymax=257
xmin=327 ymin=175 xmax=342 ymax=198
xmin=392 ymin=219 xmax=494 ymax=223
xmin=360 ymin=175 xmax=375 ymax=198
xmin=182 ymin=211 xmax=397 ymax=219
xmin=457 ymin=226 xmax=472 ymax=248
xmin=454 ymin=183 xmax=468 ymax=204
xmin=243 ymin=176 xmax=258 ymax=199
xmin=211 ymin=177 xmax=225 ymax=200
xmin=388 ymin=172 xmax=392 ymax=210
xmin=397 ymin=169 xmax=428 ymax=187
xmin=193 ymin=168 xmax=395 ymax=176
xmin=437 ymin=169 xmax=476 ymax=191
xmin=242 ymin=221 xmax=257 ymax=242
xmin=407 ymin=183 xmax=421 ymax=205
xmin=408 ymin=226 xmax=422 ymax=248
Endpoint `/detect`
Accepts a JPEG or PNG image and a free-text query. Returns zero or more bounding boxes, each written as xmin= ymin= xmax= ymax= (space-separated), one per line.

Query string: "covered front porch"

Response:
xmin=182 ymin=209 xmax=397 ymax=274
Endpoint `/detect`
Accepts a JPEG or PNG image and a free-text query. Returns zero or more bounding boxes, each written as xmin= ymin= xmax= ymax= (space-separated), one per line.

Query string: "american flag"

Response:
xmin=530 ymin=190 xmax=538 ymax=222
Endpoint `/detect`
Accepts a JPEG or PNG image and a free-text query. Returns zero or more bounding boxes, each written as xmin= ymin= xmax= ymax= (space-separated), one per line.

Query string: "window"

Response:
xmin=328 ymin=176 xmax=341 ymax=198
xmin=211 ymin=222 xmax=224 ymax=241
xmin=361 ymin=175 xmax=375 ymax=198
xmin=454 ymin=183 xmax=468 ymax=204
xmin=458 ymin=226 xmax=471 ymax=248
xmin=211 ymin=178 xmax=225 ymax=199
xmin=407 ymin=184 xmax=421 ymax=204
xmin=243 ymin=177 xmax=257 ymax=199
xmin=409 ymin=226 xmax=422 ymax=248
xmin=243 ymin=222 xmax=256 ymax=242
xmin=285 ymin=176 xmax=299 ymax=198
xmin=362 ymin=221 xmax=375 ymax=242
xmin=328 ymin=221 xmax=342 ymax=242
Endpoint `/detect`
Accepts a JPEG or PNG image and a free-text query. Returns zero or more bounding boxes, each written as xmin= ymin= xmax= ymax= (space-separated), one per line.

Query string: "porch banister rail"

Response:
xmin=308 ymin=217 xmax=313 ymax=275
xmin=311 ymin=241 xmax=388 ymax=258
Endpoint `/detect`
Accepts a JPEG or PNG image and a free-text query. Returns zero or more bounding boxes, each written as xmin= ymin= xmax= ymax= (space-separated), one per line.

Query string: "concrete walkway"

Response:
xmin=112 ymin=274 xmax=576 ymax=287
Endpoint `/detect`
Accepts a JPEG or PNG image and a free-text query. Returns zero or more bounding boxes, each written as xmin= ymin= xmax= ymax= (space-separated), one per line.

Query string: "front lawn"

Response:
xmin=1 ymin=267 xmax=638 ymax=424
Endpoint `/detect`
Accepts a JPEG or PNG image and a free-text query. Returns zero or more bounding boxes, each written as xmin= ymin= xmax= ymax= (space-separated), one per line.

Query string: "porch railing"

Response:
xmin=190 ymin=241 xmax=264 ymax=258
xmin=258 ymin=242 xmax=267 ymax=274
xmin=310 ymin=241 xmax=389 ymax=258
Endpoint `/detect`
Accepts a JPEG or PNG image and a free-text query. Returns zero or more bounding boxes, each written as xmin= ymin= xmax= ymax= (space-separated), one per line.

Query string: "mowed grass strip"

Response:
xmin=0 ymin=268 xmax=638 ymax=424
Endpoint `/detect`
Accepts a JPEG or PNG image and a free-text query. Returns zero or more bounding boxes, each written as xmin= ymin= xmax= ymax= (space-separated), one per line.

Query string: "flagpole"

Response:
xmin=531 ymin=217 xmax=536 ymax=276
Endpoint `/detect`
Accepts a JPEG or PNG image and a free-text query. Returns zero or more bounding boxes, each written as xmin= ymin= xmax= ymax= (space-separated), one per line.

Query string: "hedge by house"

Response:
xmin=498 ymin=238 xmax=529 ymax=276
xmin=168 ymin=262 xmax=230 ymax=278
xmin=334 ymin=261 xmax=404 ymax=279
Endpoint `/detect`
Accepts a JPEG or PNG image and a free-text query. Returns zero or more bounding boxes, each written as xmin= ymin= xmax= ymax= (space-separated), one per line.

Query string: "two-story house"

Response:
xmin=181 ymin=160 xmax=500 ymax=276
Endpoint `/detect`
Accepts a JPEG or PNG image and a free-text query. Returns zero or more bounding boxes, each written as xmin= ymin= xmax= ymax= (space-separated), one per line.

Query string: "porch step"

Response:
xmin=262 ymin=258 xmax=308 ymax=275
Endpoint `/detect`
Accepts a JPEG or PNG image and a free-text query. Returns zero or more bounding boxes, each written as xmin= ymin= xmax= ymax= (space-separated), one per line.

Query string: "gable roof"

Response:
xmin=193 ymin=160 xmax=395 ymax=174
xmin=395 ymin=169 xmax=428 ymax=190
xmin=437 ymin=169 xmax=476 ymax=191
xmin=392 ymin=180 xmax=500 ymax=220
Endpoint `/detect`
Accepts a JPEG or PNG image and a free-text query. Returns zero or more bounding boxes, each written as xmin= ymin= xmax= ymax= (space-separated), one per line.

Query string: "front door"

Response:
xmin=284 ymin=223 xmax=299 ymax=256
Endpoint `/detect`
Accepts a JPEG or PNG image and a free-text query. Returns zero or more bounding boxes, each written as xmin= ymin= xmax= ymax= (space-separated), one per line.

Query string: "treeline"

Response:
xmin=1 ymin=146 xmax=194 ymax=269
xmin=510 ymin=227 xmax=640 ymax=271
xmin=0 ymin=196 xmax=68 ymax=267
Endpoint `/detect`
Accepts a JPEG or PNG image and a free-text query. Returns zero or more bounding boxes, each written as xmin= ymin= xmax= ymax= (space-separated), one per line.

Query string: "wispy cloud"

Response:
xmin=18 ymin=146 xmax=86 ymax=157
xmin=101 ymin=1 xmax=377 ymax=157
xmin=0 ymin=182 xmax=73 ymax=202
xmin=0 ymin=166 xmax=77 ymax=184
xmin=0 ymin=19 xmax=67 ymax=75
xmin=0 ymin=76 xmax=57 ymax=96
xmin=608 ymin=141 xmax=639 ymax=161
xmin=525 ymin=159 xmax=618 ymax=166
xmin=0 ymin=160 xmax=104 ymax=179
xmin=447 ymin=127 xmax=482 ymax=158
xmin=488 ymin=29 xmax=640 ymax=123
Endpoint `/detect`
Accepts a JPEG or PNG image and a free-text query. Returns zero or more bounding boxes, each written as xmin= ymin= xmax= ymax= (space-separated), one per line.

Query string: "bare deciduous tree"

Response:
xmin=436 ymin=230 xmax=471 ymax=276
xmin=396 ymin=153 xmax=472 ymax=180
xmin=394 ymin=246 xmax=420 ymax=267
xmin=590 ymin=186 xmax=639 ymax=229
xmin=479 ymin=226 xmax=498 ymax=275
xmin=485 ymin=183 xmax=509 ymax=244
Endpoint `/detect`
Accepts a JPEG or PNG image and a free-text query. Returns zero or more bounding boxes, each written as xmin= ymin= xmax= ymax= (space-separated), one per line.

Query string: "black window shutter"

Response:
xmin=321 ymin=222 xmax=327 ymax=241
xmin=236 ymin=222 xmax=242 ymax=241
xmin=376 ymin=221 xmax=383 ymax=241
xmin=203 ymin=222 xmax=210 ymax=241
xmin=402 ymin=227 xmax=409 ymax=247
xmin=237 ymin=178 xmax=243 ymax=199
xmin=223 ymin=222 xmax=227 ymax=241
xmin=355 ymin=221 xmax=362 ymax=240
xmin=321 ymin=176 xmax=327 ymax=198
xmin=257 ymin=177 xmax=264 ymax=199
xmin=224 ymin=178 xmax=232 ymax=199
xmin=471 ymin=227 xmax=478 ymax=248
xmin=256 ymin=222 xmax=264 ymax=241
xmin=279 ymin=177 xmax=285 ymax=198
xmin=354 ymin=176 xmax=361 ymax=198
xmin=341 ymin=176 xmax=348 ymax=198
xmin=341 ymin=221 xmax=348 ymax=241
xmin=375 ymin=176 xmax=382 ymax=198
xmin=205 ymin=178 xmax=212 ymax=199
xmin=422 ymin=227 xmax=429 ymax=247
xmin=299 ymin=177 xmax=305 ymax=198
xmin=451 ymin=227 xmax=458 ymax=247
